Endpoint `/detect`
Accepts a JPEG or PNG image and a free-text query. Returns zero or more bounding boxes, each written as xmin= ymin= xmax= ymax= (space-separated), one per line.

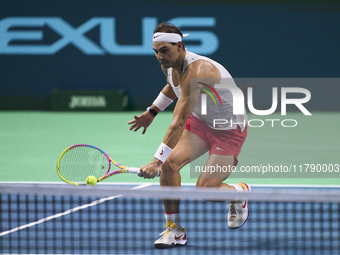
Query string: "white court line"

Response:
xmin=0 ymin=183 xmax=153 ymax=237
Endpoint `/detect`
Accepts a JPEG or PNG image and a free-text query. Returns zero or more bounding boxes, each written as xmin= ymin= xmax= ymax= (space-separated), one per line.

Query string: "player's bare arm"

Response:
xmin=140 ymin=60 xmax=220 ymax=179
xmin=139 ymin=71 xmax=192 ymax=179
xmin=128 ymin=64 xmax=176 ymax=135
xmin=128 ymin=81 xmax=176 ymax=134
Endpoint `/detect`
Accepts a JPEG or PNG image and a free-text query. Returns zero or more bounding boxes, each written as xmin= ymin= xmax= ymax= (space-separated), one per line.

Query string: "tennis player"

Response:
xmin=128 ymin=22 xmax=250 ymax=249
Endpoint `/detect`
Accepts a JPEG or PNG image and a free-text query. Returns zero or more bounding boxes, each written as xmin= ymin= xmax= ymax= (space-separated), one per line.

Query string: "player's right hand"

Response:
xmin=139 ymin=159 xmax=162 ymax=179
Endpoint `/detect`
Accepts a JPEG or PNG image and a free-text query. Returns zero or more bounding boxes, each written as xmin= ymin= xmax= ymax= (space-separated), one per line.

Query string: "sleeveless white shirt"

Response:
xmin=167 ymin=50 xmax=247 ymax=131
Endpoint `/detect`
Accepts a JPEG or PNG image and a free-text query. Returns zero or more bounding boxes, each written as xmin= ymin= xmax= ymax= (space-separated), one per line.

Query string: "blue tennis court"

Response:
xmin=1 ymin=183 xmax=339 ymax=255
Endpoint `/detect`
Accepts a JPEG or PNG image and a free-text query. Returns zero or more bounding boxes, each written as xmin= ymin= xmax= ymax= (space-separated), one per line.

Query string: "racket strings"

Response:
xmin=59 ymin=146 xmax=109 ymax=183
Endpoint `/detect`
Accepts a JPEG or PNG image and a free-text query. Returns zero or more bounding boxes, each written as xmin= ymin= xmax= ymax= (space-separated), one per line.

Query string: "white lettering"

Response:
xmin=248 ymin=87 xmax=278 ymax=115
xmin=281 ymin=119 xmax=298 ymax=127
xmin=247 ymin=119 xmax=264 ymax=127
xmin=281 ymin=87 xmax=312 ymax=115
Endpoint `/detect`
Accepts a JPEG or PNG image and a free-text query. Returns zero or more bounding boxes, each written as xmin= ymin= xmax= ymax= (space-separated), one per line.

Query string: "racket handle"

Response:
xmin=126 ymin=167 xmax=141 ymax=174
xmin=126 ymin=167 xmax=161 ymax=177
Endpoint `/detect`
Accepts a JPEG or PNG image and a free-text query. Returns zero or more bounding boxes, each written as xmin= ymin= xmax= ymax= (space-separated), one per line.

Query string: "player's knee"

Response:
xmin=162 ymin=157 xmax=180 ymax=175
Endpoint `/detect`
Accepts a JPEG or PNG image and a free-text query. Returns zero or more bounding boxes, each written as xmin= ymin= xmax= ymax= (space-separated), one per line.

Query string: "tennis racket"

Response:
xmin=57 ymin=144 xmax=160 ymax=186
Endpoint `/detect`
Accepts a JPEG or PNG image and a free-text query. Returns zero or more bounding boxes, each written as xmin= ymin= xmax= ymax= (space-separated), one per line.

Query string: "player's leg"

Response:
xmin=155 ymin=129 xmax=208 ymax=248
xmin=196 ymin=153 xmax=235 ymax=189
xmin=196 ymin=121 xmax=250 ymax=229
xmin=160 ymin=129 xmax=208 ymax=212
xmin=196 ymin=153 xmax=251 ymax=229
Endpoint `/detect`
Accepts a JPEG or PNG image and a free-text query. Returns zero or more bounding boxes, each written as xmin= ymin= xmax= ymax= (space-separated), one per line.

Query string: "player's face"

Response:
xmin=152 ymin=42 xmax=179 ymax=68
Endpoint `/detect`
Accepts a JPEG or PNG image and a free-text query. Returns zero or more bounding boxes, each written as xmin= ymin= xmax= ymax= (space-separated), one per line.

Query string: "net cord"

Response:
xmin=0 ymin=184 xmax=339 ymax=203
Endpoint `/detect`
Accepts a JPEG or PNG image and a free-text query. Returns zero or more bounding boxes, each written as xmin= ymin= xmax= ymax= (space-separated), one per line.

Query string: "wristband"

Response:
xmin=152 ymin=92 xmax=173 ymax=111
xmin=146 ymin=106 xmax=158 ymax=117
xmin=154 ymin=143 xmax=173 ymax=162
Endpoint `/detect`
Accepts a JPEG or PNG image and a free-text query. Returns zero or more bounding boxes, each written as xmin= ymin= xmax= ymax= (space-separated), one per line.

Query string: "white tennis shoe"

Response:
xmin=154 ymin=221 xmax=187 ymax=249
xmin=228 ymin=182 xmax=251 ymax=229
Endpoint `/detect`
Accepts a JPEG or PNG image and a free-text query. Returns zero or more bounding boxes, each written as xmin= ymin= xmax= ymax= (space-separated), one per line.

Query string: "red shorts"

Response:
xmin=185 ymin=115 xmax=247 ymax=166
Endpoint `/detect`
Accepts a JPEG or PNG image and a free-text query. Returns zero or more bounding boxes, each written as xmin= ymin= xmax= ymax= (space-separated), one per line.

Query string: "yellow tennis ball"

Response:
xmin=86 ymin=176 xmax=97 ymax=187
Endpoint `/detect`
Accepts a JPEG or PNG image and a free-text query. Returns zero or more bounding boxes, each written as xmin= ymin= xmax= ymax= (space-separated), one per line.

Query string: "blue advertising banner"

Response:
xmin=0 ymin=1 xmax=339 ymax=110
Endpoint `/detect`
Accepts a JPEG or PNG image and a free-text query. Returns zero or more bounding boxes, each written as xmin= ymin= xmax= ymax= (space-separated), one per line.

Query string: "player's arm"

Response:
xmin=149 ymin=67 xmax=177 ymax=114
xmin=161 ymin=78 xmax=194 ymax=148
xmin=128 ymin=68 xmax=176 ymax=134
xmin=140 ymin=63 xmax=210 ymax=178
xmin=151 ymin=83 xmax=177 ymax=112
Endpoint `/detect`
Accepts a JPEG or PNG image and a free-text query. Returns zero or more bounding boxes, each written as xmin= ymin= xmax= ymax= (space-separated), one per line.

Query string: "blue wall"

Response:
xmin=0 ymin=1 xmax=339 ymax=109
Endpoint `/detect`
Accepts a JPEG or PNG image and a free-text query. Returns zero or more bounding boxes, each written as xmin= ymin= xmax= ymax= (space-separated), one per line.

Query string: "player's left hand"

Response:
xmin=128 ymin=111 xmax=155 ymax=134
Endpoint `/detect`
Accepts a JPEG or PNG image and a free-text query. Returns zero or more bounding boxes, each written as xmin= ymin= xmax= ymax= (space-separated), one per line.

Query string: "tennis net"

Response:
xmin=0 ymin=183 xmax=339 ymax=254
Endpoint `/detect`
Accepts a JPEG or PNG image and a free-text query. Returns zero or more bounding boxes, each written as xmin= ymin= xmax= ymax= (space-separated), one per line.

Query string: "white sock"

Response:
xmin=230 ymin=184 xmax=247 ymax=203
xmin=231 ymin=184 xmax=244 ymax=192
xmin=165 ymin=212 xmax=181 ymax=228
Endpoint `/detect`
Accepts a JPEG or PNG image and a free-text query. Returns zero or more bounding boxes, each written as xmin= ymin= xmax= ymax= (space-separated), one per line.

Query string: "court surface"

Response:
xmin=0 ymin=111 xmax=339 ymax=185
xmin=0 ymin=111 xmax=339 ymax=254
